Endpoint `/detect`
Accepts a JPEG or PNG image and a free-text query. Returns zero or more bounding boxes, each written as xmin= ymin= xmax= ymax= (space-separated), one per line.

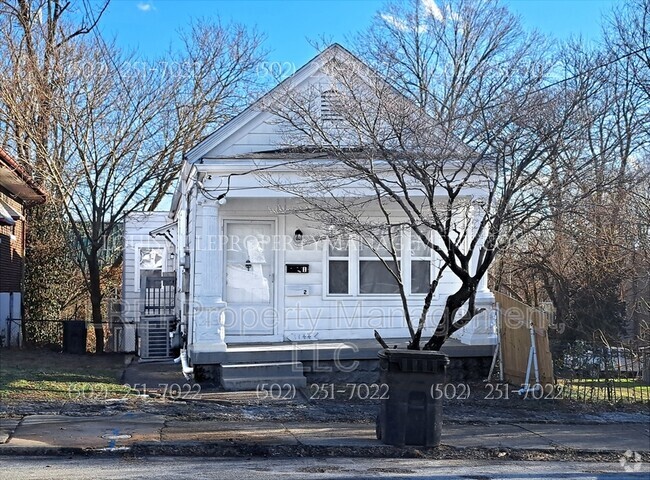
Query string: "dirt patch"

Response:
xmin=120 ymin=443 xmax=649 ymax=463
xmin=3 ymin=381 xmax=648 ymax=428
xmin=1 ymin=350 xmax=648 ymax=428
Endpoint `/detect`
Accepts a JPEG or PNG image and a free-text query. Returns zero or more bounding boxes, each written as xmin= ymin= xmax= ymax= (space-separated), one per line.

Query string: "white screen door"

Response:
xmin=224 ymin=221 xmax=275 ymax=336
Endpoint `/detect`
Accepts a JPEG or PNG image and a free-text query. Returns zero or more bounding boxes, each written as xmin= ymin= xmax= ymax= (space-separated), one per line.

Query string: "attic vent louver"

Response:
xmin=320 ymin=89 xmax=343 ymax=122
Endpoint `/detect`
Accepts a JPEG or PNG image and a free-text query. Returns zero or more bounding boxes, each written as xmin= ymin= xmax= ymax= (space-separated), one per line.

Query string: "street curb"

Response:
xmin=1 ymin=442 xmax=648 ymax=462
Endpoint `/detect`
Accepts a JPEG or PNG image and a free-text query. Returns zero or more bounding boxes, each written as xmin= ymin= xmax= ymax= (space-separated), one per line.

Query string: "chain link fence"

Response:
xmin=553 ymin=340 xmax=650 ymax=403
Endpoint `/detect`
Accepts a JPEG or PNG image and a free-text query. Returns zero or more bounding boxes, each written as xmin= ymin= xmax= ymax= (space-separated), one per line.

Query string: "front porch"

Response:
xmin=190 ymin=337 xmax=495 ymax=365
xmin=190 ymin=338 xmax=496 ymax=389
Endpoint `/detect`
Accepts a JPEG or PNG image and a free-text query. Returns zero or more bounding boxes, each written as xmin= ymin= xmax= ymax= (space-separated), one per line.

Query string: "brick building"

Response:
xmin=0 ymin=148 xmax=46 ymax=346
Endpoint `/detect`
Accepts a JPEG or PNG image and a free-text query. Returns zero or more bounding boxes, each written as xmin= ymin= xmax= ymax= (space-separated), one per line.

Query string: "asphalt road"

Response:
xmin=1 ymin=456 xmax=648 ymax=480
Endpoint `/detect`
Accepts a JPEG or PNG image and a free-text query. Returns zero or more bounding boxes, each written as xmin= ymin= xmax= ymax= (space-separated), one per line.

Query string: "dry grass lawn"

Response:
xmin=0 ymin=348 xmax=132 ymax=403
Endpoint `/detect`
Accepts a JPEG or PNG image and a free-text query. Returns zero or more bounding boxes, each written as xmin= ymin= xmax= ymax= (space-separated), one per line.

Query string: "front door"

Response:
xmin=224 ymin=221 xmax=276 ymax=337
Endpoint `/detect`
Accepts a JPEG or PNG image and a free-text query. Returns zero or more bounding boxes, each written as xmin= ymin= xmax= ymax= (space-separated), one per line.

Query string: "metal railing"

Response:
xmin=12 ymin=318 xmax=134 ymax=354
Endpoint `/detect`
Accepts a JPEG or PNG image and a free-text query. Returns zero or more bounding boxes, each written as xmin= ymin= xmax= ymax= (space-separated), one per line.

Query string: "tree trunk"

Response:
xmin=423 ymin=283 xmax=478 ymax=351
xmin=423 ymin=289 xmax=468 ymax=351
xmin=88 ymin=253 xmax=104 ymax=353
xmin=410 ymin=280 xmax=439 ymax=349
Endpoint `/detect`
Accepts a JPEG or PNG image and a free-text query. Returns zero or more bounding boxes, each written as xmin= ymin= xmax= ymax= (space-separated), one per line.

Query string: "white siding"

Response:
xmin=209 ymin=198 xmax=468 ymax=342
xmin=202 ymin=115 xmax=280 ymax=158
xmin=122 ymin=212 xmax=175 ymax=331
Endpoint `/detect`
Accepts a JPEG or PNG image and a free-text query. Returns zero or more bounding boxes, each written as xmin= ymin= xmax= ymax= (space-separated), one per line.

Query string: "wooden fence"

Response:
xmin=495 ymin=291 xmax=555 ymax=386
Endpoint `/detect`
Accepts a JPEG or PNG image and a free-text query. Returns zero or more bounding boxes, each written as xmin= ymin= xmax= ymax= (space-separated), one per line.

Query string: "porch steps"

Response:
xmin=218 ymin=361 xmax=307 ymax=391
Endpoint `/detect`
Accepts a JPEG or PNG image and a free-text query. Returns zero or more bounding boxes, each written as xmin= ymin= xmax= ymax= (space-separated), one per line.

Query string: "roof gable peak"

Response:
xmin=185 ymin=43 xmax=366 ymax=163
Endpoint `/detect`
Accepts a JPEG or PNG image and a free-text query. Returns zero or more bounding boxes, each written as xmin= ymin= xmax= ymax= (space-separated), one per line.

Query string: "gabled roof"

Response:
xmin=0 ymin=148 xmax=47 ymax=204
xmin=185 ymin=44 xmax=367 ymax=164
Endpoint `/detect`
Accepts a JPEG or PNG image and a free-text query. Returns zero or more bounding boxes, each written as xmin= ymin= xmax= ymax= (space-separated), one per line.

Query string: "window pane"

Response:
xmin=359 ymin=234 xmax=401 ymax=258
xmin=411 ymin=233 xmax=431 ymax=258
xmin=328 ymin=240 xmax=349 ymax=257
xmin=360 ymin=260 xmax=400 ymax=294
xmin=328 ymin=261 xmax=349 ymax=294
xmin=140 ymin=248 xmax=164 ymax=269
xmin=411 ymin=260 xmax=431 ymax=294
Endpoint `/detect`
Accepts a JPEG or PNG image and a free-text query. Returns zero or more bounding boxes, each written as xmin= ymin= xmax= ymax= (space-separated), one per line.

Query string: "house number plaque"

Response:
xmin=286 ymin=264 xmax=309 ymax=273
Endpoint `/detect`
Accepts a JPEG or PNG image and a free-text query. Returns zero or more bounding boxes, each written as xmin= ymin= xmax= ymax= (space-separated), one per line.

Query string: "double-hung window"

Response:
xmin=328 ymin=238 xmax=350 ymax=294
xmin=358 ymin=234 xmax=401 ymax=294
xmin=135 ymin=246 xmax=165 ymax=292
xmin=326 ymin=229 xmax=437 ymax=296
xmin=410 ymin=231 xmax=433 ymax=294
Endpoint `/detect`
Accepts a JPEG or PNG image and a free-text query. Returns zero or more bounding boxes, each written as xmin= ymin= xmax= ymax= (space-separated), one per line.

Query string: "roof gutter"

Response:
xmin=0 ymin=148 xmax=47 ymax=204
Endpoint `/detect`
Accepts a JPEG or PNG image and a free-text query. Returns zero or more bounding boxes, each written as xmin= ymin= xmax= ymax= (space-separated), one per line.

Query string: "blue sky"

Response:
xmin=101 ymin=0 xmax=619 ymax=67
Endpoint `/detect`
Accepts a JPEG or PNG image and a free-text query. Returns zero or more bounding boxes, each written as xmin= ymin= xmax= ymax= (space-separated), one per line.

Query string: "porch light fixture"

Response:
xmin=293 ymin=229 xmax=303 ymax=244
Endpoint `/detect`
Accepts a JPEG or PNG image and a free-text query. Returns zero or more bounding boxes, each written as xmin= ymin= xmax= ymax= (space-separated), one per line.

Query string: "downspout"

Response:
xmin=174 ymin=164 xmax=200 ymax=380
xmin=174 ymin=349 xmax=194 ymax=380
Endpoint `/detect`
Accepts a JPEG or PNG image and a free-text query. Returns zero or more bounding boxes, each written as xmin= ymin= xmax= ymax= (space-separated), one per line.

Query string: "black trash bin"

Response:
xmin=63 ymin=321 xmax=87 ymax=354
xmin=376 ymin=349 xmax=449 ymax=447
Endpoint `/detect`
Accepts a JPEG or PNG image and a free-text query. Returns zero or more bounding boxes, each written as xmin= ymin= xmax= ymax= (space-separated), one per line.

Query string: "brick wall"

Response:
xmin=0 ymin=190 xmax=25 ymax=293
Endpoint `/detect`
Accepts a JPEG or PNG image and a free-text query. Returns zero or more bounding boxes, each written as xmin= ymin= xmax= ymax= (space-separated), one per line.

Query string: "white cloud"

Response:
xmin=381 ymin=13 xmax=427 ymax=33
xmin=421 ymin=0 xmax=444 ymax=22
xmin=381 ymin=13 xmax=409 ymax=31
xmin=137 ymin=2 xmax=154 ymax=12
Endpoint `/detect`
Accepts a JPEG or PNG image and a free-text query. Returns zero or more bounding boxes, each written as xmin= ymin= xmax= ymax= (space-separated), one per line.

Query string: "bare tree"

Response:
xmin=610 ymin=0 xmax=649 ymax=99
xmin=494 ymin=0 xmax=650 ymax=342
xmin=46 ymin=23 xmax=265 ymax=351
xmin=0 ymin=0 xmax=109 ymax=168
xmin=262 ymin=0 xmax=592 ymax=350
xmin=0 ymin=0 xmax=110 ymax=330
xmin=0 ymin=1 xmax=266 ymax=350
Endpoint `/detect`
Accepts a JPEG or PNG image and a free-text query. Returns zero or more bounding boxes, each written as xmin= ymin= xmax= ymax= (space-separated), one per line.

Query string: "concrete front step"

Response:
xmin=218 ymin=361 xmax=307 ymax=391
xmin=190 ymin=338 xmax=495 ymax=366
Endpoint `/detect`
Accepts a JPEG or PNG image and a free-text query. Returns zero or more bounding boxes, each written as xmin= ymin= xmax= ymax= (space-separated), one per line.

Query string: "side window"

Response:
xmin=327 ymin=238 xmax=349 ymax=294
xmin=139 ymin=247 xmax=164 ymax=270
xmin=135 ymin=246 xmax=165 ymax=292
xmin=410 ymin=232 xmax=432 ymax=294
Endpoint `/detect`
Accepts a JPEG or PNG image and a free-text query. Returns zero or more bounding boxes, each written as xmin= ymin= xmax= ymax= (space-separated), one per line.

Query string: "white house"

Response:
xmin=123 ymin=45 xmax=497 ymax=379
xmin=120 ymin=211 xmax=176 ymax=357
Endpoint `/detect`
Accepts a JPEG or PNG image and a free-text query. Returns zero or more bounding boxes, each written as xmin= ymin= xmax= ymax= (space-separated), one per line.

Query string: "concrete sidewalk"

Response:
xmin=0 ymin=413 xmax=648 ymax=457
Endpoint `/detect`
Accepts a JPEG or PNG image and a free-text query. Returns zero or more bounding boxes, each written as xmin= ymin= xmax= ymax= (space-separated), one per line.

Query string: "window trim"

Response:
xmin=323 ymin=231 xmax=440 ymax=299
xmin=358 ymin=232 xmax=402 ymax=296
xmin=408 ymin=229 xmax=436 ymax=295
xmin=134 ymin=245 xmax=166 ymax=293
xmin=325 ymin=237 xmax=353 ymax=296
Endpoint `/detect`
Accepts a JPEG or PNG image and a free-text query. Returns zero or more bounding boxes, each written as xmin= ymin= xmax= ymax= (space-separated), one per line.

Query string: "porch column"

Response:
xmin=452 ymin=200 xmax=497 ymax=346
xmin=191 ymin=199 xmax=227 ymax=352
